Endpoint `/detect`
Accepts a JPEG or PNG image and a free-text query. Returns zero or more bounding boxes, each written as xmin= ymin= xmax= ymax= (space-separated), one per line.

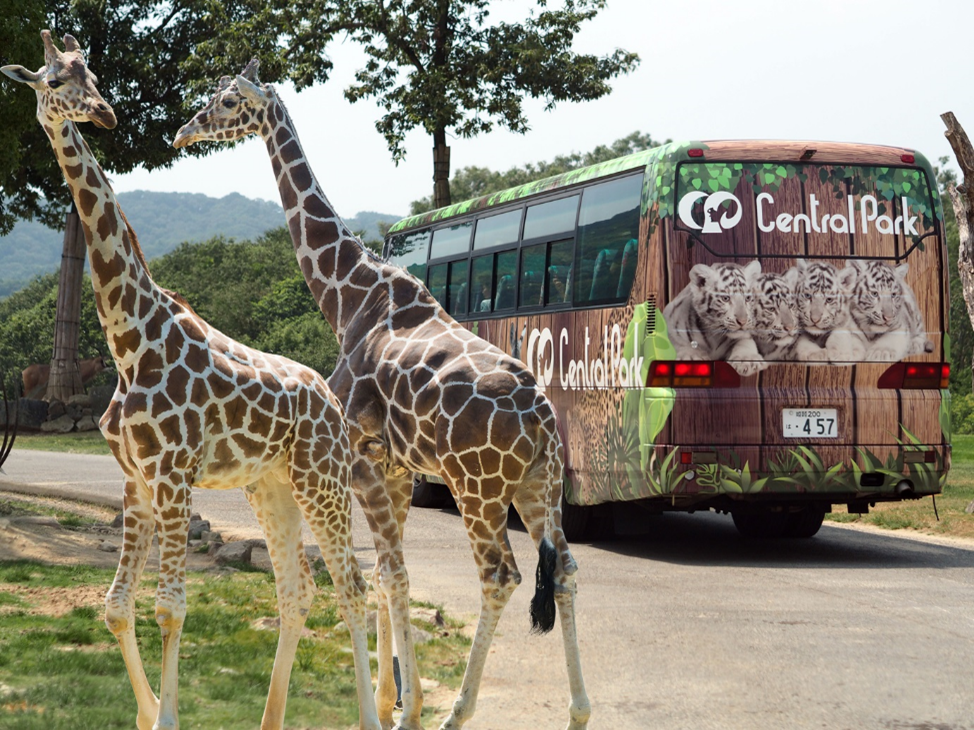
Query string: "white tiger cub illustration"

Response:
xmin=750 ymin=268 xmax=800 ymax=360
xmin=848 ymin=260 xmax=933 ymax=361
xmin=792 ymin=259 xmax=865 ymax=362
xmin=663 ymin=260 xmax=765 ymax=375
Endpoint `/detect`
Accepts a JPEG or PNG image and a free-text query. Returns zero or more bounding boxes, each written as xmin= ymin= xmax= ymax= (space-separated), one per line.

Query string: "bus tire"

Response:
xmin=411 ymin=476 xmax=452 ymax=509
xmin=783 ymin=505 xmax=826 ymax=538
xmin=560 ymin=495 xmax=591 ymax=543
xmin=732 ymin=509 xmax=789 ymax=539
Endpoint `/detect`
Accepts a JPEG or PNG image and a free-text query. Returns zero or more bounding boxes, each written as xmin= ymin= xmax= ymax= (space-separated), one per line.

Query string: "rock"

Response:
xmin=0 ymin=399 xmax=49 ymax=431
xmin=65 ymin=403 xmax=85 ymax=420
xmin=214 ymin=541 xmax=252 ymax=566
xmin=201 ymin=530 xmax=223 ymax=544
xmin=47 ymin=400 xmax=66 ymax=419
xmin=188 ymin=539 xmax=202 ymax=548
xmin=410 ymin=607 xmax=445 ymax=627
xmin=40 ymin=415 xmax=76 ymax=433
xmin=111 ymin=512 xmax=124 ymax=528
xmin=965 ymin=500 xmax=974 ymax=515
xmin=188 ymin=520 xmax=211 ymax=540
xmin=67 ymin=393 xmax=92 ymax=408
xmin=88 ymin=385 xmax=115 ymax=417
xmin=74 ymin=416 xmax=100 ymax=432
xmin=98 ymin=541 xmax=119 ymax=553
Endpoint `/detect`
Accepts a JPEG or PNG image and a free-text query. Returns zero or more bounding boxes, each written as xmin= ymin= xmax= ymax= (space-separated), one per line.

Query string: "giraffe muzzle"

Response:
xmin=172 ymin=124 xmax=197 ymax=149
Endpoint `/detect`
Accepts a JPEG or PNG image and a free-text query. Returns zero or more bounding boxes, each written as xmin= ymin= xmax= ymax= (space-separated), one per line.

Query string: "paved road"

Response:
xmin=2 ymin=448 xmax=973 ymax=730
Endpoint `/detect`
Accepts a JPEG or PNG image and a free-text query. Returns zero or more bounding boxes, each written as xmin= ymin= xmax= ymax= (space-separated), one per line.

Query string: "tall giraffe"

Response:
xmin=175 ymin=61 xmax=590 ymax=730
xmin=3 ymin=33 xmax=380 ymax=730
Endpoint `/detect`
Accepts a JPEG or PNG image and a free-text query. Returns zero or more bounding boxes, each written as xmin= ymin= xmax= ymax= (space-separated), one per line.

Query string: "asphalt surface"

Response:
xmin=2 ymin=448 xmax=973 ymax=730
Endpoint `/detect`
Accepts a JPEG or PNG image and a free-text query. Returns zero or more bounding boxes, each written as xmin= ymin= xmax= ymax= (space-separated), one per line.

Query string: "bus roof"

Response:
xmin=387 ymin=139 xmax=936 ymax=235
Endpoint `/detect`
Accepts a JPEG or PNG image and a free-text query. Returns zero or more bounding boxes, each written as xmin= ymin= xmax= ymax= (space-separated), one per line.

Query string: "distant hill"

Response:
xmin=0 ymin=191 xmax=401 ymax=298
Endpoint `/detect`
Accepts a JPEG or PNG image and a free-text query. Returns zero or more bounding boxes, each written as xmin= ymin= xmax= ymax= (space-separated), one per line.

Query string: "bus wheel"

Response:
xmin=411 ymin=476 xmax=452 ymax=509
xmin=731 ymin=509 xmax=789 ymax=539
xmin=560 ymin=496 xmax=591 ymax=543
xmin=782 ymin=505 xmax=826 ymax=538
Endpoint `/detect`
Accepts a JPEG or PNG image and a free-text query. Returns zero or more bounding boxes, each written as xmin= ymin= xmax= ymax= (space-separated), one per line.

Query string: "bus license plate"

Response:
xmin=782 ymin=408 xmax=838 ymax=438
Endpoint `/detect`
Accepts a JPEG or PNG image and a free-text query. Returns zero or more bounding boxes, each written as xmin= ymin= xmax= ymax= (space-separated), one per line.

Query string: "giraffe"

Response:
xmin=174 ymin=60 xmax=590 ymax=730
xmin=2 ymin=33 xmax=381 ymax=730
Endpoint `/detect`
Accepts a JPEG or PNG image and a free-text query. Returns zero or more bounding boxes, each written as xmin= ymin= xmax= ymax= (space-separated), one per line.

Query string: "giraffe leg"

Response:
xmin=150 ymin=478 xmax=192 ymax=730
xmin=439 ymin=501 xmax=521 ymax=730
xmin=105 ymin=477 xmax=160 ymax=730
xmin=513 ymin=489 xmax=591 ymax=730
xmin=352 ymin=457 xmax=423 ymax=730
xmin=243 ymin=477 xmax=316 ymax=730
xmin=289 ymin=434 xmax=381 ymax=730
xmin=372 ymin=557 xmax=398 ymax=730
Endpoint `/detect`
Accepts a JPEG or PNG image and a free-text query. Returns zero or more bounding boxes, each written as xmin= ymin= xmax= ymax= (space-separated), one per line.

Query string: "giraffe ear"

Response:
xmin=2 ymin=64 xmax=46 ymax=88
xmin=236 ymin=74 xmax=268 ymax=103
xmin=240 ymin=57 xmax=260 ymax=82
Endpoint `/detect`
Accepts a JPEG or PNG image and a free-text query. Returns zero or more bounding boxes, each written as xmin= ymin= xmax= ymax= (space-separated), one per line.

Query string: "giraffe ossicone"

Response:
xmin=176 ymin=59 xmax=591 ymax=730
xmin=3 ymin=32 xmax=381 ymax=730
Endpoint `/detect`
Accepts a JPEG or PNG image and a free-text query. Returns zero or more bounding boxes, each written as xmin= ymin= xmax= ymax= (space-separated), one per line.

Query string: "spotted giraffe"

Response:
xmin=2 ymin=33 xmax=380 ymax=730
xmin=175 ymin=60 xmax=590 ymax=730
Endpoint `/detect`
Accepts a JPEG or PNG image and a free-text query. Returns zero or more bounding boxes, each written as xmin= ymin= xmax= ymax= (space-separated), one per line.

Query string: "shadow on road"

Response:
xmin=583 ymin=511 xmax=974 ymax=571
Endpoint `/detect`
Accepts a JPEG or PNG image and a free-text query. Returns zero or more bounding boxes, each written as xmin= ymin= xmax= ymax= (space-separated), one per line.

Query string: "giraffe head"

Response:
xmin=173 ymin=59 xmax=270 ymax=149
xmin=1 ymin=30 xmax=116 ymax=130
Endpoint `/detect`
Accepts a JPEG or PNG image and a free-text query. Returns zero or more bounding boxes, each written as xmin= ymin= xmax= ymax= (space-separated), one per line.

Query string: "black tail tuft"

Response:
xmin=529 ymin=536 xmax=557 ymax=634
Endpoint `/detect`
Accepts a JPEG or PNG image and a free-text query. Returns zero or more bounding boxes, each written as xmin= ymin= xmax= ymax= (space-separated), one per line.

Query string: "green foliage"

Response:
xmin=410 ymin=131 xmax=665 ymax=214
xmin=0 ymin=228 xmax=342 ymax=382
xmin=194 ymin=0 xmax=639 ymax=207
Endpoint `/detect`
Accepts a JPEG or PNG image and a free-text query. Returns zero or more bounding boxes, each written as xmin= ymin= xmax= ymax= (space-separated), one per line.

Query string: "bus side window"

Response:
xmin=448 ymin=260 xmax=469 ymax=317
xmin=427 ymin=263 xmax=448 ymax=310
xmin=575 ymin=174 xmax=642 ymax=306
xmin=470 ymin=255 xmax=494 ymax=313
xmin=546 ymin=239 xmax=573 ymax=305
xmin=520 ymin=244 xmax=546 ymax=307
xmin=494 ymin=250 xmax=517 ymax=310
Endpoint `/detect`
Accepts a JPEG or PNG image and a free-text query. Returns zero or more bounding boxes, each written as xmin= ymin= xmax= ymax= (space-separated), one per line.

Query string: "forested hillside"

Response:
xmin=0 ymin=191 xmax=400 ymax=298
xmin=0 ymin=228 xmax=338 ymax=388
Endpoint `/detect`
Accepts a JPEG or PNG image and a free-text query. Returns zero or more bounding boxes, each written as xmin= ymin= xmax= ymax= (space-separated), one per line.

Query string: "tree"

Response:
xmin=409 ymin=130 xmax=667 ymax=214
xmin=192 ymin=0 xmax=640 ymax=209
xmin=0 ymin=2 xmax=271 ymax=399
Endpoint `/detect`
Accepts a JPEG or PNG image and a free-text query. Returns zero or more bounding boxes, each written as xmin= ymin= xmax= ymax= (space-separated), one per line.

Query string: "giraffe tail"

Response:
xmin=529 ymin=421 xmax=560 ymax=634
xmin=529 ymin=536 xmax=557 ymax=634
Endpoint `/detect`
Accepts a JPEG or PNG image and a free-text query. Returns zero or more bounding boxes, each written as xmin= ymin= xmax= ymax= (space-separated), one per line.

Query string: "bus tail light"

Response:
xmin=877 ymin=362 xmax=949 ymax=389
xmin=648 ymin=360 xmax=741 ymax=388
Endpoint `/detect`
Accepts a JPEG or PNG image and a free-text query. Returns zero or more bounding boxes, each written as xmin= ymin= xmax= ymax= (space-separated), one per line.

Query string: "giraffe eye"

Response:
xmin=222 ymin=99 xmax=237 ymax=109
xmin=48 ymin=79 xmax=63 ymax=89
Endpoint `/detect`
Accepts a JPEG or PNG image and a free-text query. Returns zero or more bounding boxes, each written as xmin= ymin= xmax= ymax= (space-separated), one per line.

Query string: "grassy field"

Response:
xmin=825 ymin=434 xmax=974 ymax=540
xmin=0 ymin=557 xmax=468 ymax=729
xmin=12 ymin=431 xmax=112 ymax=456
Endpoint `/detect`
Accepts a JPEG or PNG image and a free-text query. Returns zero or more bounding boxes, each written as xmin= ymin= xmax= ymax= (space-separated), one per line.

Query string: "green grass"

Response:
xmin=0 ymin=561 xmax=469 ymax=729
xmin=825 ymin=434 xmax=974 ymax=540
xmin=12 ymin=431 xmax=112 ymax=456
xmin=0 ymin=498 xmax=102 ymax=529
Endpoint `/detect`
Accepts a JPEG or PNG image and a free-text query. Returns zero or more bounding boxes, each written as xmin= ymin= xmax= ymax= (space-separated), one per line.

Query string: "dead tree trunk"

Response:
xmin=941 ymin=111 xmax=974 ymax=514
xmin=44 ymin=204 xmax=86 ymax=402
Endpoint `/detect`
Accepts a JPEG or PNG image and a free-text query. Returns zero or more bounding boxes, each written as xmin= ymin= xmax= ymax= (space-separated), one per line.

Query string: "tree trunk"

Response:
xmin=941 ymin=111 xmax=974 ymax=514
xmin=432 ymin=128 xmax=451 ymax=210
xmin=44 ymin=204 xmax=86 ymax=402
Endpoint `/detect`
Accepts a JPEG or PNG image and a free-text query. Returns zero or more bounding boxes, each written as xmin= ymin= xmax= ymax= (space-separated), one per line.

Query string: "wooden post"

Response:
xmin=44 ymin=204 xmax=86 ymax=402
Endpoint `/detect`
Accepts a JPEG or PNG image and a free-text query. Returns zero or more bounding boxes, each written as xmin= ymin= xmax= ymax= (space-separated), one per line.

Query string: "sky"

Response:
xmin=113 ymin=0 xmax=974 ymax=219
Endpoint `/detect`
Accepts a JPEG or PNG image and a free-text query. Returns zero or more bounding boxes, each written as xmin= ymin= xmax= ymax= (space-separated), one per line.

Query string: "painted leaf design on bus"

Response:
xmin=622 ymin=301 xmax=676 ymax=451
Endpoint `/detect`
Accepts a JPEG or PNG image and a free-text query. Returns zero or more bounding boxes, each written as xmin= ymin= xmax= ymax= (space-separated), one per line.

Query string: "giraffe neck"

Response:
xmin=260 ymin=91 xmax=382 ymax=341
xmin=44 ymin=116 xmax=168 ymax=370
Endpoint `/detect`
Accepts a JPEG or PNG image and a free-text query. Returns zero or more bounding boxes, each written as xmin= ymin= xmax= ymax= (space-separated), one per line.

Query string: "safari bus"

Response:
xmin=383 ymin=140 xmax=951 ymax=540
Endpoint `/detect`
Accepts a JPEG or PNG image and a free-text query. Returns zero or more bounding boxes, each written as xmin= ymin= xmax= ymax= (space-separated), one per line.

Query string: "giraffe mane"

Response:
xmin=117 ymin=206 xmax=196 ymax=312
